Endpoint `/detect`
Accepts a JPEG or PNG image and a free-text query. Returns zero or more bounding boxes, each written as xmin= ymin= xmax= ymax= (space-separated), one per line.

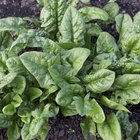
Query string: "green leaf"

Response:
xmin=2 ymin=104 xmax=16 ymax=115
xmin=80 ymin=117 xmax=96 ymax=140
xmin=87 ymin=24 xmax=102 ymax=36
xmin=10 ymin=75 xmax=26 ymax=95
xmin=88 ymin=99 xmax=105 ymax=123
xmin=0 ymin=72 xmax=17 ymax=89
xmin=81 ymin=0 xmax=90 ymax=3
xmin=7 ymin=123 xmax=20 ymax=140
xmin=9 ymin=30 xmax=46 ymax=56
xmin=21 ymin=124 xmax=33 ymax=140
xmin=73 ymin=95 xmax=105 ymax=123
xmin=84 ymin=69 xmax=115 ymax=93
xmin=40 ymin=0 xmax=67 ymax=33
xmin=27 ymin=87 xmax=42 ymax=101
xmin=116 ymin=111 xmax=138 ymax=138
xmin=59 ymin=6 xmax=85 ymax=45
xmin=56 ymin=84 xmax=84 ymax=106
xmin=101 ymin=96 xmax=130 ymax=112
xmin=134 ymin=11 xmax=140 ymax=32
xmin=103 ymin=2 xmax=119 ymax=21
xmin=0 ymin=31 xmax=13 ymax=51
xmin=68 ymin=48 xmax=90 ymax=74
xmin=112 ymin=74 xmax=140 ymax=105
xmin=67 ymin=0 xmax=79 ymax=6
xmin=0 ymin=113 xmax=13 ymax=128
xmin=79 ymin=6 xmax=109 ymax=22
xmin=61 ymin=102 xmax=78 ymax=116
xmin=0 ymin=17 xmax=27 ymax=32
xmin=97 ymin=113 xmax=121 ymax=140
xmin=20 ymin=52 xmax=56 ymax=89
xmin=97 ymin=32 xmax=119 ymax=55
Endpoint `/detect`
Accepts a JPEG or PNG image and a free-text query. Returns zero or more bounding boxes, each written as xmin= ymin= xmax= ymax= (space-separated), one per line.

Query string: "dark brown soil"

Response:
xmin=0 ymin=0 xmax=140 ymax=140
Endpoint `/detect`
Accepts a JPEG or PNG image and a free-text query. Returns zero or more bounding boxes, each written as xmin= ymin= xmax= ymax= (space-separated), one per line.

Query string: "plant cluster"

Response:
xmin=0 ymin=0 xmax=140 ymax=139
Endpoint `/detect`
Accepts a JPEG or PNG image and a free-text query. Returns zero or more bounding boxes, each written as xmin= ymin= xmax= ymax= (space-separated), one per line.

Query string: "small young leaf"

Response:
xmin=2 ymin=104 xmax=16 ymax=115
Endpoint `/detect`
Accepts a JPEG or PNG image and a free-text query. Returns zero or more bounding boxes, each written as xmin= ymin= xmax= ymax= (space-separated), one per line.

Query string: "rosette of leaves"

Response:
xmin=0 ymin=0 xmax=139 ymax=140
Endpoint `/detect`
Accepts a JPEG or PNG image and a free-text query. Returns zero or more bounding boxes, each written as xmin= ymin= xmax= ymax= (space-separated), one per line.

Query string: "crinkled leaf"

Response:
xmin=101 ymin=96 xmax=130 ymax=112
xmin=7 ymin=122 xmax=20 ymax=140
xmin=59 ymin=6 xmax=85 ymax=45
xmin=21 ymin=124 xmax=33 ymax=140
xmin=0 ymin=72 xmax=17 ymax=89
xmin=9 ymin=30 xmax=45 ymax=56
xmin=112 ymin=74 xmax=140 ymax=105
xmin=134 ymin=11 xmax=140 ymax=32
xmin=79 ymin=6 xmax=109 ymax=22
xmin=87 ymin=24 xmax=102 ymax=36
xmin=0 ymin=31 xmax=13 ymax=51
xmin=0 ymin=17 xmax=27 ymax=32
xmin=40 ymin=0 xmax=67 ymax=33
xmin=84 ymin=69 xmax=115 ymax=93
xmin=68 ymin=48 xmax=90 ymax=74
xmin=97 ymin=32 xmax=119 ymax=55
xmin=56 ymin=84 xmax=84 ymax=106
xmin=0 ymin=113 xmax=13 ymax=128
xmin=103 ymin=2 xmax=119 ymax=21
xmin=97 ymin=113 xmax=121 ymax=140
xmin=20 ymin=52 xmax=56 ymax=89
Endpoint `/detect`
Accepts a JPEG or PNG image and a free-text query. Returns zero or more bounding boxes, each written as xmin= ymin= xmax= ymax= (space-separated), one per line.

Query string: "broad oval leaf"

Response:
xmin=97 ymin=113 xmax=121 ymax=140
xmin=59 ymin=6 xmax=85 ymax=45
xmin=79 ymin=6 xmax=109 ymax=22
xmin=56 ymin=84 xmax=84 ymax=106
xmin=84 ymin=69 xmax=115 ymax=93
xmin=0 ymin=17 xmax=27 ymax=32
xmin=68 ymin=48 xmax=90 ymax=75
xmin=112 ymin=74 xmax=140 ymax=105
xmin=97 ymin=32 xmax=119 ymax=54
xmin=20 ymin=52 xmax=56 ymax=89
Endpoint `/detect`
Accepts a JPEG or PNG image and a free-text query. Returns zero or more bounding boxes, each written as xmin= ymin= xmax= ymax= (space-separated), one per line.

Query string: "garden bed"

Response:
xmin=0 ymin=0 xmax=140 ymax=140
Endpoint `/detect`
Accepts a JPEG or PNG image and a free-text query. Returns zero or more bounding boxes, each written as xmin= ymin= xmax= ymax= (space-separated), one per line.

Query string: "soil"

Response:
xmin=0 ymin=0 xmax=140 ymax=140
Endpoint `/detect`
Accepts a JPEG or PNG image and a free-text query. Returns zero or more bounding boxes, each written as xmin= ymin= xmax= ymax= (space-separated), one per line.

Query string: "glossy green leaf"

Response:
xmin=87 ymin=24 xmax=102 ymax=36
xmin=59 ymin=6 xmax=85 ymax=45
xmin=101 ymin=96 xmax=130 ymax=112
xmin=134 ymin=11 xmax=140 ymax=32
xmin=20 ymin=52 xmax=56 ymax=89
xmin=2 ymin=104 xmax=16 ymax=115
xmin=0 ymin=72 xmax=17 ymax=89
xmin=0 ymin=17 xmax=27 ymax=32
xmin=40 ymin=0 xmax=67 ymax=33
xmin=80 ymin=117 xmax=96 ymax=140
xmin=0 ymin=31 xmax=13 ymax=51
xmin=21 ymin=124 xmax=33 ymax=140
xmin=97 ymin=113 xmax=121 ymax=140
xmin=7 ymin=123 xmax=20 ymax=140
xmin=79 ymin=6 xmax=109 ymax=22
xmin=103 ymin=2 xmax=119 ymax=21
xmin=27 ymin=87 xmax=42 ymax=101
xmin=84 ymin=69 xmax=115 ymax=93
xmin=81 ymin=0 xmax=90 ymax=3
xmin=0 ymin=113 xmax=13 ymax=128
xmin=56 ymin=84 xmax=84 ymax=106
xmin=116 ymin=111 xmax=138 ymax=138
xmin=68 ymin=48 xmax=90 ymax=74
xmin=112 ymin=74 xmax=140 ymax=105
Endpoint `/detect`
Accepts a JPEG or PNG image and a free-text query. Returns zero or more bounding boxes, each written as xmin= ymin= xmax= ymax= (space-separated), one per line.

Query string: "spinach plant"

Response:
xmin=0 ymin=0 xmax=139 ymax=140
